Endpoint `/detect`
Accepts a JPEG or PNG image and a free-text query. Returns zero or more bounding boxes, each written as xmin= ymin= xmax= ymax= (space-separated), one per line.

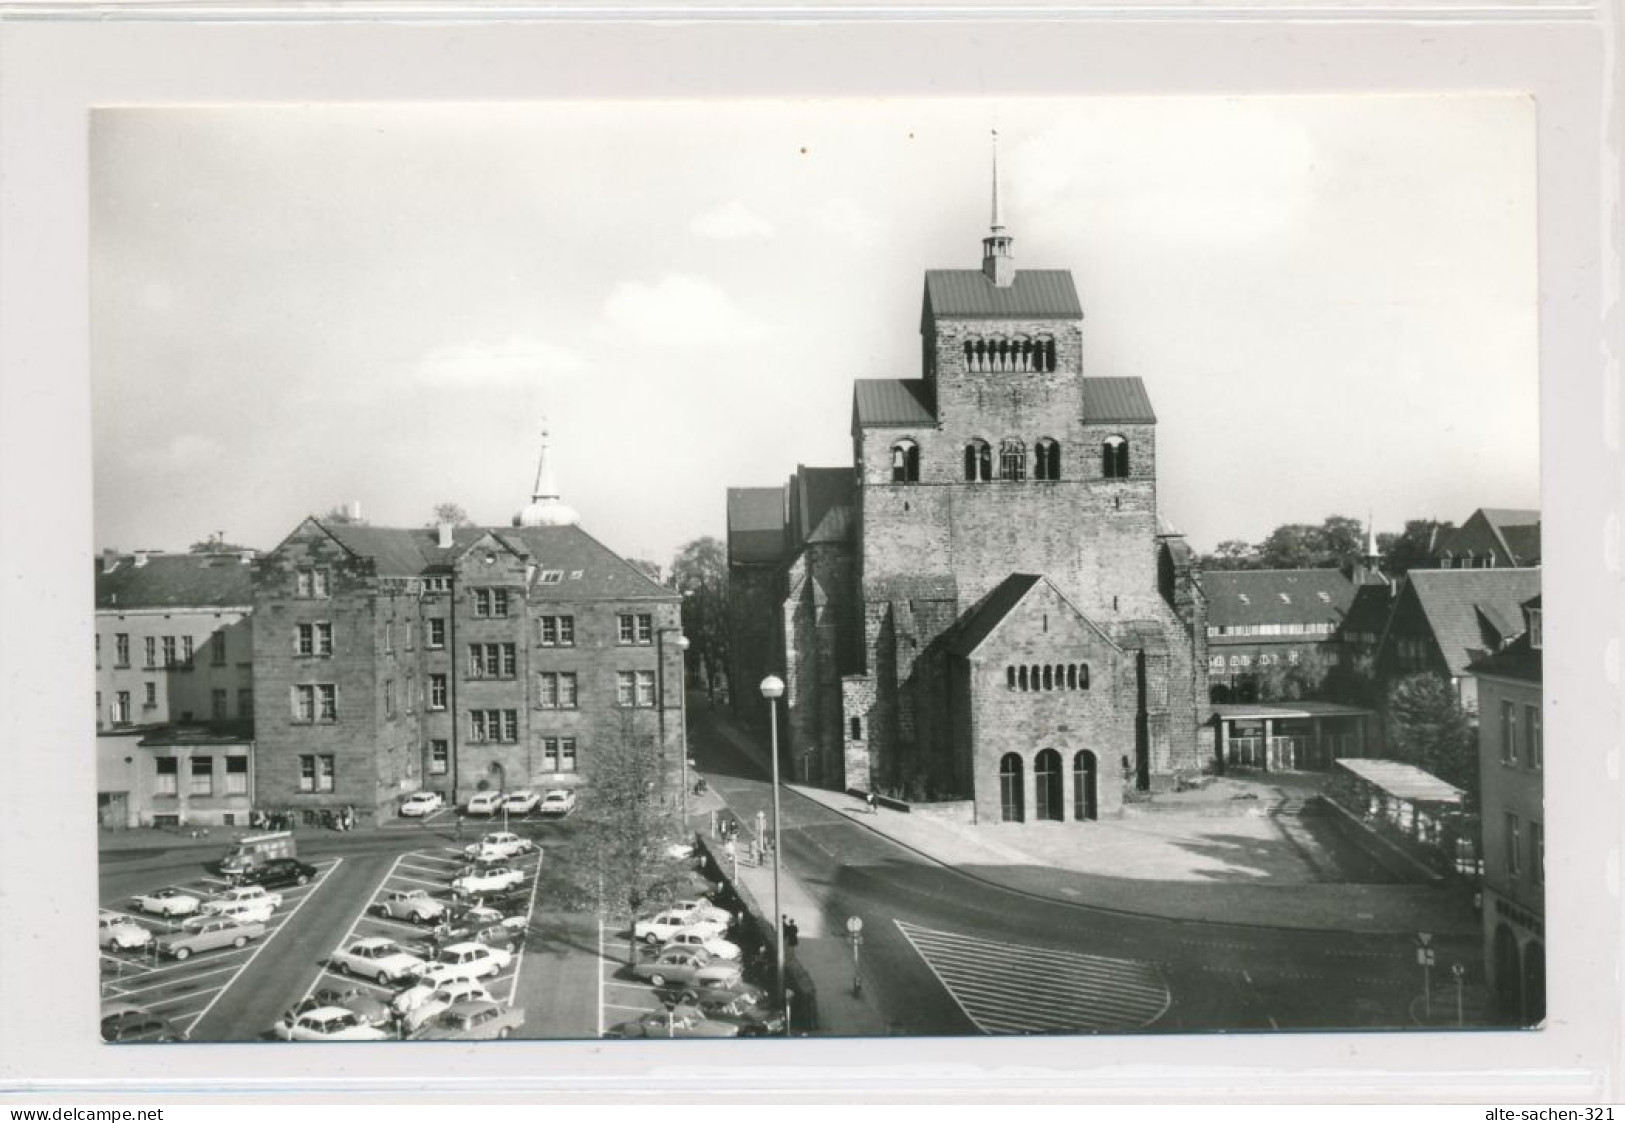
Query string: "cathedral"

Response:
xmin=727 ymin=153 xmax=1211 ymax=825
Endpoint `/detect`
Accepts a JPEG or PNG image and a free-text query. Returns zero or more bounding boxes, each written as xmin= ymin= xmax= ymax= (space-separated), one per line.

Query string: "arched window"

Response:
xmin=1042 ymin=665 xmax=1053 ymax=691
xmin=1018 ymin=666 xmax=1029 ymax=692
xmin=1034 ymin=749 xmax=1063 ymax=821
xmin=1078 ymin=664 xmax=1090 ymax=689
xmin=964 ymin=439 xmax=992 ymax=482
xmin=1034 ymin=438 xmax=1061 ymax=481
xmin=1102 ymin=435 xmax=1130 ymax=479
xmin=1006 ymin=666 xmax=1016 ymax=690
xmin=1041 ymin=337 xmax=1057 ymax=372
xmin=1066 ymin=664 xmax=1077 ymax=689
xmin=849 ymin=717 xmax=862 ymax=741
xmin=891 ymin=439 xmax=920 ymax=484
xmin=1073 ymin=750 xmax=1098 ymax=820
xmin=999 ymin=754 xmax=1025 ymax=822
xmin=1000 ymin=438 xmax=1026 ymax=481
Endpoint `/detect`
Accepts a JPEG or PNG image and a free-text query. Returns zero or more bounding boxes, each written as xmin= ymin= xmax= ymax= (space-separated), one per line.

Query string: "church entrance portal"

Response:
xmin=999 ymin=753 xmax=1024 ymax=822
xmin=1072 ymin=751 xmax=1098 ymax=820
xmin=1034 ymin=749 xmax=1063 ymax=821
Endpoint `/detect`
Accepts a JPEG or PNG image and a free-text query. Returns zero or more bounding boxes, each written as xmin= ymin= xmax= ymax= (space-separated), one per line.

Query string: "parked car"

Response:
xmin=634 ymin=909 xmax=726 ymax=945
xmin=99 ymin=913 xmax=153 ymax=951
xmin=393 ymin=977 xmax=494 ymax=1031
xmin=537 ymin=789 xmax=577 ymax=817
xmin=501 ymin=790 xmax=541 ymax=815
xmin=133 ymin=888 xmax=202 ymax=918
xmin=234 ymin=858 xmax=318 ymax=889
xmin=156 ymin=917 xmax=265 ymax=960
xmin=371 ymin=889 xmax=448 ymax=924
xmin=304 ymin=985 xmax=392 ymax=1029
xmin=205 ymin=884 xmax=284 ymax=912
xmin=196 ymin=898 xmax=274 ymax=926
xmin=667 ymin=898 xmax=735 ymax=927
xmin=660 ymin=928 xmax=741 ymax=961
xmin=630 ymin=947 xmax=743 ymax=990
xmin=411 ymin=1000 xmax=525 ymax=1041
xmin=102 ymin=1001 xmax=186 ymax=1043
xmin=399 ymin=791 xmax=445 ymax=818
xmin=415 ymin=941 xmax=512 ymax=986
xmin=610 ymin=1003 xmax=740 ymax=1039
xmin=272 ymin=1006 xmax=391 ymax=1042
xmin=329 ymin=937 xmax=426 ymax=985
xmin=465 ymin=791 xmax=505 ymax=817
xmin=462 ymin=832 xmax=536 ymax=862
xmin=452 ymin=865 xmax=525 ymax=896
xmin=683 ymin=984 xmax=785 ymax=1036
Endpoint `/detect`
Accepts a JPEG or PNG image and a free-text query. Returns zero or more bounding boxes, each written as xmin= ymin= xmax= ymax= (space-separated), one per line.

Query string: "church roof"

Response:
xmin=1081 ymin=377 xmax=1157 ymax=424
xmin=943 ymin=574 xmax=1043 ymax=656
xmin=790 ymin=467 xmax=854 ymax=549
xmin=726 ymin=487 xmax=787 ymax=565
xmin=922 ymin=270 xmax=1082 ymax=320
xmin=853 ymin=379 xmax=936 ymax=429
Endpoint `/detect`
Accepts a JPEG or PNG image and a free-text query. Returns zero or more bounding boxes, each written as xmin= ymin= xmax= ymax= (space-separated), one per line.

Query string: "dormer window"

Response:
xmin=964 ymin=439 xmax=992 ymax=482
xmin=891 ymin=439 xmax=920 ymax=483
xmin=1102 ymin=435 xmax=1130 ymax=479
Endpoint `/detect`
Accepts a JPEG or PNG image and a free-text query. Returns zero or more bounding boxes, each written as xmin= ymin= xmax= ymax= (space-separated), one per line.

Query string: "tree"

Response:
xmin=188 ymin=533 xmax=255 ymax=554
xmin=1201 ymin=540 xmax=1260 ymax=570
xmin=1378 ymin=519 xmax=1454 ymax=576
xmin=1385 ymin=672 xmax=1477 ymax=797
xmin=428 ymin=502 xmax=475 ymax=528
xmin=1255 ymin=648 xmax=1332 ymax=703
xmin=670 ymin=536 xmax=731 ymax=703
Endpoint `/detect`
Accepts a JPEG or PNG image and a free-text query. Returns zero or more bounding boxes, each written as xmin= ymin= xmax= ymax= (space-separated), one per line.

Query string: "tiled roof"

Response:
xmin=1343 ymin=583 xmax=1396 ymax=636
xmin=1499 ymin=523 xmax=1542 ymax=564
xmin=726 ymin=488 xmax=786 ymax=565
xmin=322 ymin=524 xmax=438 ymax=577
xmin=1081 ymin=377 xmax=1157 ymax=424
xmin=1200 ymin=569 xmax=1355 ymax=627
xmin=791 ymin=467 xmax=854 ymax=549
xmin=1467 ymin=633 xmax=1542 ymax=684
xmin=1480 ymin=507 xmax=1540 ymax=527
xmin=96 ymin=552 xmax=256 ymax=610
xmin=853 ymin=379 xmax=936 ymax=429
xmin=943 ymin=574 xmax=1042 ymax=657
xmin=1405 ymin=567 xmax=1542 ymax=675
xmin=923 ymin=270 xmax=1082 ymax=319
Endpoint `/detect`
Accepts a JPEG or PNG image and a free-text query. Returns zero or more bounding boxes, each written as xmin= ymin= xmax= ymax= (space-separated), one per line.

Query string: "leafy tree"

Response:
xmin=1378 ymin=519 xmax=1454 ymax=576
xmin=628 ymin=559 xmax=663 ymax=584
xmin=670 ymin=536 xmax=731 ymax=703
xmin=1201 ymin=540 xmax=1260 ymax=570
xmin=1322 ymin=650 xmax=1381 ymax=708
xmin=1255 ymin=648 xmax=1331 ymax=702
xmin=428 ymin=502 xmax=475 ymax=528
xmin=1319 ymin=516 xmax=1366 ymax=570
xmin=1385 ymin=672 xmax=1476 ymax=796
xmin=188 ymin=533 xmax=255 ymax=554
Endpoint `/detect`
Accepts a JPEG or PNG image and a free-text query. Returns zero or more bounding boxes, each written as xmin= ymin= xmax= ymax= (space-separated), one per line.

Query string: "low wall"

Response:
xmin=1315 ymin=796 xmax=1444 ymax=885
xmin=846 ymin=789 xmax=976 ymax=824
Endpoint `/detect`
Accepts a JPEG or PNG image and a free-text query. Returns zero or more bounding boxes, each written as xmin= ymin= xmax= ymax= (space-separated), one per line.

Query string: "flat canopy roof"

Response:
xmin=1212 ymin=702 xmax=1373 ymax=721
xmin=1335 ymin=758 xmax=1464 ymax=804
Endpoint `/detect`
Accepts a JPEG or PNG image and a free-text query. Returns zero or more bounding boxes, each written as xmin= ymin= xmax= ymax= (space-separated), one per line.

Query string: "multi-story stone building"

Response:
xmin=94 ymin=550 xmax=258 ymax=828
xmin=727 ymin=162 xmax=1209 ymax=824
xmin=250 ymin=436 xmax=683 ymax=822
xmin=1468 ymin=594 xmax=1544 ymax=1024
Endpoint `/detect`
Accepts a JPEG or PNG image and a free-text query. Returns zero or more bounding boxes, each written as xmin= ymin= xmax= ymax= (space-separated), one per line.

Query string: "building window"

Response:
xmin=295 ymin=567 xmax=331 ymax=598
xmin=181 ymin=636 xmax=194 ymax=667
xmin=162 ymin=635 xmax=177 ymax=668
xmin=155 ymin=757 xmax=178 ymax=795
xmin=635 ymin=670 xmax=656 ymax=707
xmin=1500 ymin=700 xmax=1518 ymax=765
xmin=999 ymin=438 xmax=1026 ymax=481
xmin=468 ymin=643 xmax=517 ymax=679
xmin=543 ymin=736 xmax=579 ymax=772
xmin=114 ymin=633 xmax=130 ymax=668
xmin=292 ymin=684 xmax=338 ymax=724
xmin=472 ymin=588 xmax=510 ymax=617
xmin=616 ymin=671 xmax=636 ymax=707
xmin=427 ymin=618 xmax=446 ymax=648
xmin=540 ymin=615 xmax=575 ymax=646
xmin=299 ymin=754 xmax=335 ymax=793
xmin=384 ymin=679 xmax=396 ymax=718
xmin=429 ymin=674 xmax=447 ymax=710
xmin=225 ymin=756 xmax=248 ymax=795
xmin=96 ymin=633 xmax=102 ymax=669
xmin=429 ymin=739 xmax=449 ymax=775
xmin=143 ymin=636 xmax=156 ymax=669
xmin=296 ymin=622 xmax=334 ymax=657
xmin=143 ymin=682 xmax=157 ymax=709
xmin=113 ymin=691 xmax=132 ymax=726
xmin=1531 ymin=822 xmax=1543 ymax=886
xmin=405 ymin=620 xmax=415 ymax=652
xmin=384 ymin=623 xmax=394 ymax=655
xmin=211 ymin=636 xmax=228 ymax=666
xmin=1102 ymin=435 xmax=1130 ymax=479
xmin=212 ymin=689 xmax=228 ymax=721
xmin=1505 ymin=811 xmax=1522 ymax=876
xmin=237 ymin=688 xmax=253 ymax=718
xmin=1529 ymin=608 xmax=1542 ymax=649
xmin=539 ymin=672 xmax=578 ymax=709
xmin=850 ymin=717 xmax=863 ymax=741
xmin=964 ymin=439 xmax=992 ymax=482
xmin=891 ymin=439 xmax=920 ymax=484
xmin=1034 ymin=438 xmax=1061 ymax=480
xmin=618 ymin=614 xmax=654 ymax=645
xmin=190 ymin=756 xmax=213 ymax=796
xmin=469 ymin=709 xmax=519 ymax=743
xmin=1526 ymin=705 xmax=1542 ymax=770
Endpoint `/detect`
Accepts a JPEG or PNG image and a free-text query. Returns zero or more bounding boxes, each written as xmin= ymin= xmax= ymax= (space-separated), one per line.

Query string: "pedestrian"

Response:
xmin=867 ymin=791 xmax=878 ymax=815
xmin=454 ymin=813 xmax=465 ymax=841
xmin=783 ymin=916 xmax=799 ymax=948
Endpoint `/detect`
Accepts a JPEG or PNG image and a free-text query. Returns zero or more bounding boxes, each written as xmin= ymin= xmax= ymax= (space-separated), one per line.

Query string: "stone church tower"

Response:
xmin=729 ymin=142 xmax=1209 ymax=823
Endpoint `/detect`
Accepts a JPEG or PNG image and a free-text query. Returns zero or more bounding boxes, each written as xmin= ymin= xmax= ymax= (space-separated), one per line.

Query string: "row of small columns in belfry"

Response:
xmin=963 ymin=337 xmax=1058 ymax=373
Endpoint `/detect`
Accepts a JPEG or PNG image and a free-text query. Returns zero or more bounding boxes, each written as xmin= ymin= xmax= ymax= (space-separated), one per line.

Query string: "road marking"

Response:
xmin=112 ymin=963 xmax=245 ymax=997
xmin=895 ymin=918 xmax=1171 ymax=1035
xmin=498 ymin=843 xmax=544 ymax=1013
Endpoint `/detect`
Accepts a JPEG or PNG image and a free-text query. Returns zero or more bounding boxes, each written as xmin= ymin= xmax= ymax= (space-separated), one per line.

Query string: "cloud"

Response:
xmin=690 ymin=200 xmax=775 ymax=241
xmin=816 ymin=197 xmax=885 ymax=243
xmin=132 ymin=433 xmax=222 ymax=472
xmin=596 ymin=273 xmax=766 ymax=348
xmin=417 ymin=336 xmax=587 ymax=386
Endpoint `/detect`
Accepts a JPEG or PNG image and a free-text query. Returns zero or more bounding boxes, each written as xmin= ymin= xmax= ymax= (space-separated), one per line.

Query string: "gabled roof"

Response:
xmin=726 ymin=488 xmax=786 ymax=565
xmin=922 ymin=270 xmax=1082 ymax=320
xmin=1081 ymin=378 xmax=1157 ymax=424
xmin=853 ymin=379 xmax=936 ymax=429
xmin=1343 ymin=582 xmax=1396 ymax=636
xmin=807 ymin=505 xmax=854 ymax=545
xmin=1200 ymin=569 xmax=1355 ymax=627
xmin=321 ymin=523 xmax=437 ymax=577
xmin=96 ymin=552 xmax=256 ymax=610
xmin=790 ymin=466 xmax=854 ymax=549
xmin=943 ymin=573 xmax=1119 ymax=657
xmin=1404 ymin=567 xmax=1542 ymax=674
xmin=1466 ymin=632 xmax=1542 ymax=684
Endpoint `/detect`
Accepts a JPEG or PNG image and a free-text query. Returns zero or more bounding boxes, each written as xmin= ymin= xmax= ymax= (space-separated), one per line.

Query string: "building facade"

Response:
xmin=727 ymin=169 xmax=1209 ymax=820
xmin=1469 ymin=595 xmax=1544 ymax=1025
xmin=251 ymin=442 xmax=684 ymax=822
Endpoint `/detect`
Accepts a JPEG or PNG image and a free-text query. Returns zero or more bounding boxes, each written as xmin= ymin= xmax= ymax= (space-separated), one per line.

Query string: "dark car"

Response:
xmin=607 ymin=1003 xmax=740 ymax=1039
xmin=683 ymin=985 xmax=784 ymax=1036
xmin=235 ymin=858 xmax=318 ymax=889
xmin=102 ymin=1003 xmax=186 ymax=1043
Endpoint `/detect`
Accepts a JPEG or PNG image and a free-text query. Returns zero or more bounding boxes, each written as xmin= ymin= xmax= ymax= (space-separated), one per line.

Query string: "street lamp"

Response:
xmin=759 ymin=674 xmax=786 ymax=1011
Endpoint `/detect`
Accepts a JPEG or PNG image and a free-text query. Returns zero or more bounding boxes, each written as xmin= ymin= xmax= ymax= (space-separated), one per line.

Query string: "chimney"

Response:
xmin=100 ymin=552 xmax=121 ymax=574
xmin=349 ymin=500 xmax=363 ymax=522
xmin=437 ymin=523 xmax=454 ymax=549
xmin=239 ymin=551 xmax=255 ymax=565
xmin=133 ymin=551 xmax=150 ymax=568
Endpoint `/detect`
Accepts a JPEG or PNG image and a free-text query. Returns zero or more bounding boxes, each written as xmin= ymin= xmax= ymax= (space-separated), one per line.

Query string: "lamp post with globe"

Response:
xmin=759 ymin=674 xmax=786 ymax=1009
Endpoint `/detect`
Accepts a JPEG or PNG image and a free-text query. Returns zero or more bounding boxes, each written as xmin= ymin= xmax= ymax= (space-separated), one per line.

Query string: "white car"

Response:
xmin=134 ymin=888 xmax=202 ymax=918
xmin=205 ymin=885 xmax=284 ymax=912
xmin=661 ymin=928 xmax=742 ymax=961
xmin=415 ymin=941 xmax=512 ymax=986
xmin=272 ymin=1006 xmax=391 ymax=1042
xmin=392 ymin=977 xmax=494 ymax=1032
xmin=502 ymin=790 xmax=541 ymax=815
xmin=452 ymin=866 xmax=525 ymax=896
xmin=462 ymin=832 xmax=535 ymax=862
xmin=634 ymin=910 xmax=727 ymax=945
xmin=98 ymin=914 xmax=153 ymax=951
xmin=538 ymin=790 xmax=577 ymax=817
xmin=465 ymin=791 xmax=505 ymax=817
xmin=667 ymin=899 xmax=735 ymax=928
xmin=192 ymin=898 xmax=274 ymax=926
xmin=400 ymin=792 xmax=445 ymax=818
xmin=372 ymin=889 xmax=448 ymax=924
xmin=329 ymin=938 xmax=427 ymax=985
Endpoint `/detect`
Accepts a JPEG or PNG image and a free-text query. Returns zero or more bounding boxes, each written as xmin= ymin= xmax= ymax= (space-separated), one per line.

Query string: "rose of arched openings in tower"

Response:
xmin=1101 ymin=434 xmax=1131 ymax=479
xmin=1034 ymin=437 xmax=1062 ymax=481
xmin=964 ymin=438 xmax=992 ymax=482
xmin=891 ymin=439 xmax=920 ymax=483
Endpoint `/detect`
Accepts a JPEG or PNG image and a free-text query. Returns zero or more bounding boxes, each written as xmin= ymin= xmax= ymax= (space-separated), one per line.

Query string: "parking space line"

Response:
xmin=112 ymin=962 xmax=244 ymax=997
xmin=494 ymin=846 xmax=543 ymax=1012
xmin=294 ymin=852 xmax=418 ymax=1010
xmin=388 ymin=872 xmax=452 ymax=891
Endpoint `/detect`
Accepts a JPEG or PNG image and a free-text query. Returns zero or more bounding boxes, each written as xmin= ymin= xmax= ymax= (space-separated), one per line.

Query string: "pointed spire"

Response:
xmin=1364 ymin=509 xmax=1379 ymax=559
xmin=515 ymin=419 xmax=580 ymax=528
xmin=532 ymin=421 xmax=558 ymax=502
xmin=981 ymin=129 xmax=1015 ymax=288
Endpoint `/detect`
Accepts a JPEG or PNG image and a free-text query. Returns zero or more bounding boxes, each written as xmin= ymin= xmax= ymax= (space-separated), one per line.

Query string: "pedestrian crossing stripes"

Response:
xmin=895 ymin=919 xmax=1171 ymax=1035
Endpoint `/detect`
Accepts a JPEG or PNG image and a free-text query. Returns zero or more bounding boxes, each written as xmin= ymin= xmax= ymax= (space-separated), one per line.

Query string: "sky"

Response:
xmin=91 ymin=97 xmax=1538 ymax=566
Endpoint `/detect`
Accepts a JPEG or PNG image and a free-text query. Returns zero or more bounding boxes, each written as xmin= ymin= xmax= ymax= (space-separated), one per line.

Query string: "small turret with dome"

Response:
xmin=513 ymin=423 xmax=581 ymax=528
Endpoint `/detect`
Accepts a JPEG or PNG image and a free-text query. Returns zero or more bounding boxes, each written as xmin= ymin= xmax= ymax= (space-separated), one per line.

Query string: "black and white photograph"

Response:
xmin=81 ymin=95 xmax=1552 ymax=1048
